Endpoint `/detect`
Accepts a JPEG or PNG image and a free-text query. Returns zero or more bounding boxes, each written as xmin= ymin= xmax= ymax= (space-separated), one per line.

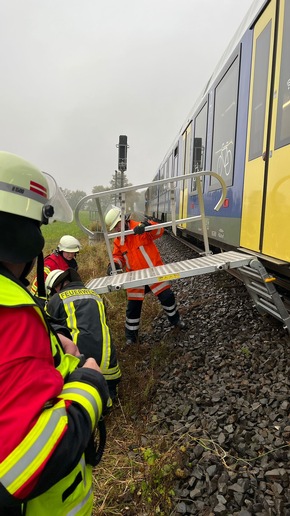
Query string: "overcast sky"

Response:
xmin=0 ymin=0 xmax=254 ymax=194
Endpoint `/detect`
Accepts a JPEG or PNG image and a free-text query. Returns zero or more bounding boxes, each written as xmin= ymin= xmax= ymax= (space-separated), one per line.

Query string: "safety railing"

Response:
xmin=75 ymin=171 xmax=226 ymax=274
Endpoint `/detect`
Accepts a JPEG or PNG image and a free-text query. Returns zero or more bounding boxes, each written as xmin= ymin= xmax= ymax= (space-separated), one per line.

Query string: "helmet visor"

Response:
xmin=43 ymin=172 xmax=73 ymax=223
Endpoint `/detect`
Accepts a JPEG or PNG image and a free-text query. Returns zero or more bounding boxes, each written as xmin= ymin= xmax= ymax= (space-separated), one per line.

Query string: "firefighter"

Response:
xmin=104 ymin=206 xmax=185 ymax=347
xmin=45 ymin=268 xmax=122 ymax=404
xmin=0 ymin=151 xmax=109 ymax=515
xmin=30 ymin=234 xmax=81 ymax=299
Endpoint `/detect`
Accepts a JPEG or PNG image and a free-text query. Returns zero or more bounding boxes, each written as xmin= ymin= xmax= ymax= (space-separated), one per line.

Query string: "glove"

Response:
xmin=146 ymin=216 xmax=162 ymax=223
xmin=107 ymin=263 xmax=121 ymax=276
xmin=133 ymin=222 xmax=151 ymax=235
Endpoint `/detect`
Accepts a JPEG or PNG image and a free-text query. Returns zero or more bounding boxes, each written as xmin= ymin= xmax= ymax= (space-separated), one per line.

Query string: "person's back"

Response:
xmin=0 ymin=151 xmax=109 ymax=515
xmin=46 ymin=269 xmax=122 ymax=402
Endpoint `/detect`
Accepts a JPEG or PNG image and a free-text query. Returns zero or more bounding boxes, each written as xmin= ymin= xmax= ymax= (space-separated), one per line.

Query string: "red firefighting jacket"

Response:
xmin=0 ymin=268 xmax=108 ymax=510
xmin=30 ymin=251 xmax=78 ymax=296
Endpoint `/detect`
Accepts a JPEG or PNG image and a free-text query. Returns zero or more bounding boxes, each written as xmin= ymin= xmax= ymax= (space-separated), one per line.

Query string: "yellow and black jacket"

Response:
xmin=46 ymin=280 xmax=122 ymax=390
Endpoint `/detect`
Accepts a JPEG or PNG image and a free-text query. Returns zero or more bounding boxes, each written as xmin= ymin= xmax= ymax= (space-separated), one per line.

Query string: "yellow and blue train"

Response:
xmin=145 ymin=0 xmax=290 ymax=282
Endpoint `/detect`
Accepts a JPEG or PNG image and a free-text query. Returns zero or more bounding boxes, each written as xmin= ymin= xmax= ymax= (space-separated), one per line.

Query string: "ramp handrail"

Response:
xmin=75 ymin=171 xmax=226 ymax=272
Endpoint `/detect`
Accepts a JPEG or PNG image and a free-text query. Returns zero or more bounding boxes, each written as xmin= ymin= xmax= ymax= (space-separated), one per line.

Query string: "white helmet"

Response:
xmin=45 ymin=269 xmax=66 ymax=295
xmin=105 ymin=206 xmax=121 ymax=231
xmin=45 ymin=267 xmax=81 ymax=295
xmin=0 ymin=151 xmax=50 ymax=223
xmin=58 ymin=235 xmax=81 ymax=253
xmin=0 ymin=151 xmax=53 ymax=263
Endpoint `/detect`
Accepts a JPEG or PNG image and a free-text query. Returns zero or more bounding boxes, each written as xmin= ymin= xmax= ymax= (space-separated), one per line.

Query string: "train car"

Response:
xmin=146 ymin=0 xmax=290 ymax=282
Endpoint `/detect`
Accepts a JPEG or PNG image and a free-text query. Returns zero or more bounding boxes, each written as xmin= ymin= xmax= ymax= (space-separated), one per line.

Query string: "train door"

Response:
xmin=262 ymin=0 xmax=290 ymax=261
xmin=173 ymin=146 xmax=179 ymax=220
xmin=241 ymin=0 xmax=290 ymax=262
xmin=179 ymin=123 xmax=192 ymax=227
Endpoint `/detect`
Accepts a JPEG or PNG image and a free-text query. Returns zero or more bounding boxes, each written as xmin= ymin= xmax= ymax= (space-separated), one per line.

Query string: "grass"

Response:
xmin=29 ymin=215 xmax=182 ymax=515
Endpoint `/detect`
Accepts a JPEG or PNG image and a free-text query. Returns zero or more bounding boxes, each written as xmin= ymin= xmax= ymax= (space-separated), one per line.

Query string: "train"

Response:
xmin=145 ymin=0 xmax=290 ymax=285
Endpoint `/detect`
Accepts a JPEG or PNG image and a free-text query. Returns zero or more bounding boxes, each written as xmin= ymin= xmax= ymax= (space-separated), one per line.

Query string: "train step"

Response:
xmin=238 ymin=260 xmax=290 ymax=333
xmin=86 ymin=250 xmax=290 ymax=334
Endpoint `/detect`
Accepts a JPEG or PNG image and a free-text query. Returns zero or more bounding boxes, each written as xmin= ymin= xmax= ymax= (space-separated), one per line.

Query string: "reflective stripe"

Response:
xmin=151 ymin=282 xmax=170 ymax=295
xmin=127 ymin=288 xmax=145 ymax=300
xmin=97 ymin=298 xmax=111 ymax=373
xmin=125 ymin=319 xmax=140 ymax=331
xmin=25 ymin=456 xmax=93 ymax=516
xmin=43 ymin=265 xmax=52 ymax=276
xmin=60 ymin=292 xmax=101 ymax=302
xmin=125 ymin=324 xmax=140 ymax=331
xmin=59 ymin=382 xmax=102 ymax=429
xmin=126 ymin=317 xmax=141 ymax=324
xmin=63 ymin=300 xmax=80 ymax=344
xmin=162 ymin=302 xmax=178 ymax=317
xmin=66 ymin=457 xmax=92 ymax=516
xmin=138 ymin=246 xmax=154 ymax=267
xmin=30 ymin=279 xmax=37 ymax=294
xmin=0 ymin=180 xmax=47 ymax=204
xmin=0 ymin=401 xmax=67 ymax=494
xmin=104 ymin=365 xmax=121 ymax=380
xmin=66 ymin=484 xmax=93 ymax=516
xmin=123 ymin=254 xmax=130 ymax=269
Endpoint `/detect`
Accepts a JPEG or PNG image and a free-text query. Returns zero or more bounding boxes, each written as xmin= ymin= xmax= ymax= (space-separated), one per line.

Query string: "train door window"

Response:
xmin=210 ymin=57 xmax=239 ymax=189
xmin=173 ymin=146 xmax=178 ymax=177
xmin=191 ymin=103 xmax=207 ymax=193
xmin=152 ymin=172 xmax=158 ymax=199
xmin=160 ymin=165 xmax=165 ymax=192
xmin=249 ymin=21 xmax=272 ymax=159
xmin=275 ymin=0 xmax=290 ymax=149
xmin=168 ymin=154 xmax=172 ymax=179
xmin=165 ymin=161 xmax=169 ymax=179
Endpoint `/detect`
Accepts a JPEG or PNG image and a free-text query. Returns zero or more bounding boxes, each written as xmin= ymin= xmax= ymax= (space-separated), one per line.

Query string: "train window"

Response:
xmin=173 ymin=145 xmax=178 ymax=178
xmin=165 ymin=161 xmax=169 ymax=179
xmin=168 ymin=155 xmax=172 ymax=178
xmin=191 ymin=103 xmax=207 ymax=193
xmin=249 ymin=21 xmax=272 ymax=160
xmin=160 ymin=165 xmax=165 ymax=193
xmin=275 ymin=0 xmax=290 ymax=149
xmin=150 ymin=173 xmax=159 ymax=200
xmin=211 ymin=57 xmax=239 ymax=189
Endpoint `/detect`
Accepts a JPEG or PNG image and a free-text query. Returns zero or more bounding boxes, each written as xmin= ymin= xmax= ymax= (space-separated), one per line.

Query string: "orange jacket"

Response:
xmin=112 ymin=220 xmax=170 ymax=300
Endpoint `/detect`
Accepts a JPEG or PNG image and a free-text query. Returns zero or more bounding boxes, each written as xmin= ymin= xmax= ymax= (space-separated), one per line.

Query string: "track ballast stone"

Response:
xmin=140 ymin=234 xmax=290 ymax=516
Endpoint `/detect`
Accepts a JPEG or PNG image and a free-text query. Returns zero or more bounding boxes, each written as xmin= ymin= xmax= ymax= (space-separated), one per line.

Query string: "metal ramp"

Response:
xmin=75 ymin=173 xmax=290 ymax=334
xmin=86 ymin=251 xmax=255 ymax=292
xmin=85 ymin=252 xmax=290 ymax=334
xmin=75 ymin=170 xmax=228 ymax=268
xmin=238 ymin=260 xmax=290 ymax=333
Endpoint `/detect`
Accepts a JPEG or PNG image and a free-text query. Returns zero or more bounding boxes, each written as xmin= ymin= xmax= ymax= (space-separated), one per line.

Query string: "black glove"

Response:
xmin=145 ymin=216 xmax=162 ymax=223
xmin=134 ymin=221 xmax=152 ymax=235
xmin=107 ymin=263 xmax=121 ymax=275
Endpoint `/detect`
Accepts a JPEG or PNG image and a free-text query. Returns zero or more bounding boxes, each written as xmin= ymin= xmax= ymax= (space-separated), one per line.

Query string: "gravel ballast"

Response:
xmin=139 ymin=234 xmax=290 ymax=516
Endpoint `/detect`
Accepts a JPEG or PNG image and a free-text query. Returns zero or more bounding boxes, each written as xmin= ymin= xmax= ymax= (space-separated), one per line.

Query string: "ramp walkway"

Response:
xmin=86 ymin=251 xmax=254 ymax=292
xmin=75 ymin=172 xmax=290 ymax=334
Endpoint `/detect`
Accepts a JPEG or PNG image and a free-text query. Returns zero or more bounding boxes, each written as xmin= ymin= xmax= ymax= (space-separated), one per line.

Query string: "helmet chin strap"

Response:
xmin=36 ymin=252 xmax=46 ymax=298
xmin=19 ymin=261 xmax=34 ymax=287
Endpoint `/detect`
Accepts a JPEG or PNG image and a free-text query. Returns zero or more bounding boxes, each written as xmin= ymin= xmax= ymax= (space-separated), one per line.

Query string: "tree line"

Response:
xmin=62 ymin=172 xmax=144 ymax=213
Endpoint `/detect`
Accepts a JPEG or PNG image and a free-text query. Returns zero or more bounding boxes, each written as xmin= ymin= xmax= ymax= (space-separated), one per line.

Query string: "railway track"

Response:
xmin=147 ymin=232 xmax=290 ymax=515
xmin=166 ymin=229 xmax=290 ymax=313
